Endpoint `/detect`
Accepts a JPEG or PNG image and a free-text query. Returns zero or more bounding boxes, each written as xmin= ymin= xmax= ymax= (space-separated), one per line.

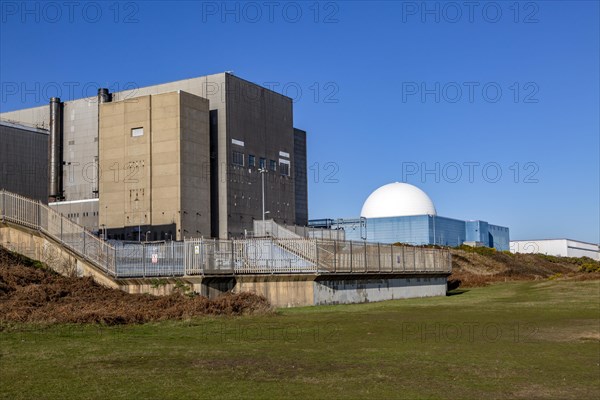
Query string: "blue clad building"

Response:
xmin=309 ymin=182 xmax=510 ymax=251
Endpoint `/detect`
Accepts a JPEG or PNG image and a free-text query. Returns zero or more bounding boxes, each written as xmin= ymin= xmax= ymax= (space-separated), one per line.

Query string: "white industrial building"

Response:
xmin=510 ymin=239 xmax=600 ymax=260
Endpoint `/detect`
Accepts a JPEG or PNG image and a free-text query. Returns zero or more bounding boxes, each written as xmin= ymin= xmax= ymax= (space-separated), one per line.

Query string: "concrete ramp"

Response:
xmin=1 ymin=222 xmax=120 ymax=289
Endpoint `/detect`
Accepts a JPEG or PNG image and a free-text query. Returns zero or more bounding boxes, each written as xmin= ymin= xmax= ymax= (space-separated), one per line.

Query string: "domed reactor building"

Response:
xmin=310 ymin=182 xmax=510 ymax=250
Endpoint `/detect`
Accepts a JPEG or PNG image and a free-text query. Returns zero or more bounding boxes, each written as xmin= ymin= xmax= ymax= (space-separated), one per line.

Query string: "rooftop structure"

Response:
xmin=360 ymin=182 xmax=437 ymax=218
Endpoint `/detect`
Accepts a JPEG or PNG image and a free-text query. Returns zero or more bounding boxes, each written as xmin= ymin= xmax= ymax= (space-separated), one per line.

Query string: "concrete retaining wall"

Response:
xmin=234 ymin=275 xmax=315 ymax=308
xmin=117 ymin=277 xmax=200 ymax=296
xmin=0 ymin=223 xmax=119 ymax=289
xmin=313 ymin=275 xmax=448 ymax=305
xmin=233 ymin=274 xmax=448 ymax=307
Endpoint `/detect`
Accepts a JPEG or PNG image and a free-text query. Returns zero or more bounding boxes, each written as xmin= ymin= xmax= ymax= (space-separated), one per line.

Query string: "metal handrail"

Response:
xmin=1 ymin=189 xmax=117 ymax=276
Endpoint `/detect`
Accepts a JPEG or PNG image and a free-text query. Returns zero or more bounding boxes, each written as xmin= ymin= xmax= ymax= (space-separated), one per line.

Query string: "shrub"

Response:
xmin=454 ymin=244 xmax=497 ymax=257
xmin=578 ymin=261 xmax=600 ymax=273
xmin=548 ymin=273 xmax=563 ymax=280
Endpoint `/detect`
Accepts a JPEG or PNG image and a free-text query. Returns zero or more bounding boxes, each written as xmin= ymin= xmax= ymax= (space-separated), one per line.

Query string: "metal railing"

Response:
xmin=1 ymin=190 xmax=452 ymax=278
xmin=283 ymin=223 xmax=345 ymax=240
xmin=253 ymin=219 xmax=451 ymax=274
xmin=253 ymin=220 xmax=301 ymax=239
xmin=317 ymin=240 xmax=451 ymax=273
xmin=233 ymin=238 xmax=317 ymax=274
xmin=1 ymin=189 xmax=117 ymax=276
xmin=253 ymin=220 xmax=345 ymax=241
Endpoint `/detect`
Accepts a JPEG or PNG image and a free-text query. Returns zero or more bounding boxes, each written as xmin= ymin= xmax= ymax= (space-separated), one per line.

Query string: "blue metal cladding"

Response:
xmin=465 ymin=220 xmax=489 ymax=244
xmin=365 ymin=215 xmax=430 ymax=245
xmin=488 ymin=224 xmax=510 ymax=251
xmin=464 ymin=221 xmax=510 ymax=250
xmin=320 ymin=215 xmax=509 ymax=250
xmin=430 ymin=216 xmax=466 ymax=247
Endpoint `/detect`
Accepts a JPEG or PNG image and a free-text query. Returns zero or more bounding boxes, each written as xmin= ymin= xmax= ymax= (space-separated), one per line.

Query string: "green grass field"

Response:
xmin=1 ymin=280 xmax=599 ymax=399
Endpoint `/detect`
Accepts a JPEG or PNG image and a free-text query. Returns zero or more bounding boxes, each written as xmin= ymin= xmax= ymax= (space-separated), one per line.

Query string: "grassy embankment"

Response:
xmin=2 ymin=279 xmax=599 ymax=399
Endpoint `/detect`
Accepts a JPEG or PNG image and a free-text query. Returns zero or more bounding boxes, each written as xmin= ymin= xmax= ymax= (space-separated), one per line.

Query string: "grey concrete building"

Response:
xmin=99 ymin=91 xmax=211 ymax=240
xmin=0 ymin=121 xmax=49 ymax=202
xmin=0 ymin=73 xmax=308 ymax=239
xmin=293 ymin=128 xmax=308 ymax=226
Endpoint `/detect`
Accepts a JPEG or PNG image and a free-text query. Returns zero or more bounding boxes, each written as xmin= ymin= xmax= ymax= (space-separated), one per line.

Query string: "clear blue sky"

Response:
xmin=1 ymin=1 xmax=598 ymax=243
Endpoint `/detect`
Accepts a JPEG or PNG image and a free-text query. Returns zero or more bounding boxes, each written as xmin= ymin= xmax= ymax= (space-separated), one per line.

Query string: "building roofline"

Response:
xmin=313 ymin=214 xmax=507 ymax=226
xmin=224 ymin=73 xmax=293 ymax=102
xmin=510 ymin=238 xmax=600 ymax=246
xmin=0 ymin=72 xmax=294 ymax=114
xmin=0 ymin=119 xmax=48 ymax=135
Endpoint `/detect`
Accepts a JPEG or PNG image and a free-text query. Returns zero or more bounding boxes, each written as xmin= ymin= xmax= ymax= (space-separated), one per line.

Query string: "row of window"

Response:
xmin=232 ymin=151 xmax=290 ymax=176
xmin=66 ymin=211 xmax=98 ymax=219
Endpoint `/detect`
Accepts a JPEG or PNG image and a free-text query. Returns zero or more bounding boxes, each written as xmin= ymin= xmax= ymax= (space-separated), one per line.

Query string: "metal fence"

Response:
xmin=238 ymin=238 xmax=317 ymax=274
xmin=253 ymin=220 xmax=300 ymax=239
xmin=1 ymin=190 xmax=451 ymax=278
xmin=113 ymin=241 xmax=185 ymax=277
xmin=253 ymin=220 xmax=346 ymax=241
xmin=314 ymin=240 xmax=450 ymax=273
xmin=184 ymin=238 xmax=235 ymax=275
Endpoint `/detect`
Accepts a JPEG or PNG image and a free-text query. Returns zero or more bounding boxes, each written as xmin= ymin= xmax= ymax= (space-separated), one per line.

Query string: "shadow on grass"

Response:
xmin=447 ymin=289 xmax=469 ymax=296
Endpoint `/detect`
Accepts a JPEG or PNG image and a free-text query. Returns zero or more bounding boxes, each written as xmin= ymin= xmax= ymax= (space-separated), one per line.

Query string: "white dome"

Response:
xmin=360 ymin=182 xmax=436 ymax=218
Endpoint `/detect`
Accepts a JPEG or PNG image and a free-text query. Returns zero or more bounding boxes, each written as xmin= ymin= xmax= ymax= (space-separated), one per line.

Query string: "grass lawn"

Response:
xmin=1 ymin=280 xmax=599 ymax=399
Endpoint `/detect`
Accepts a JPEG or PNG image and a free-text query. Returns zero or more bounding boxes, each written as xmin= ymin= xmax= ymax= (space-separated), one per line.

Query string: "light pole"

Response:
xmin=103 ymin=205 xmax=108 ymax=240
xmin=432 ymin=214 xmax=436 ymax=246
xmin=134 ymin=197 xmax=141 ymax=242
xmin=259 ymin=167 xmax=267 ymax=221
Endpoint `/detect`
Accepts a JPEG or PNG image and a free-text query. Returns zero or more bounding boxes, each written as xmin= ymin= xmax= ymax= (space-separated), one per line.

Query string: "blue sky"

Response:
xmin=1 ymin=1 xmax=598 ymax=243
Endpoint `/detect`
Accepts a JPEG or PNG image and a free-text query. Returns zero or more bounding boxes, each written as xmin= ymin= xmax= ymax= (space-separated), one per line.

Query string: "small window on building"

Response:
xmin=248 ymin=154 xmax=256 ymax=167
xmin=131 ymin=127 xmax=144 ymax=137
xmin=280 ymin=161 xmax=290 ymax=176
xmin=232 ymin=151 xmax=244 ymax=166
xmin=269 ymin=160 xmax=277 ymax=172
xmin=259 ymin=157 xmax=266 ymax=169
